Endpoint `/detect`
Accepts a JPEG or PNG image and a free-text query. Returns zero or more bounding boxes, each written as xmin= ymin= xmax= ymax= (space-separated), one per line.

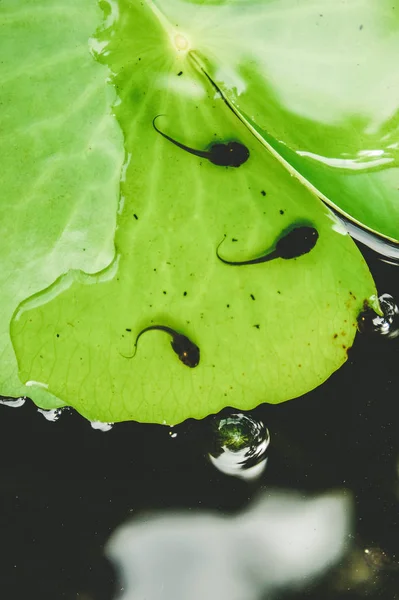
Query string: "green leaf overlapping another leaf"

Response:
xmin=157 ymin=0 xmax=399 ymax=242
xmin=8 ymin=0 xmax=377 ymax=424
xmin=0 ymin=0 xmax=124 ymax=408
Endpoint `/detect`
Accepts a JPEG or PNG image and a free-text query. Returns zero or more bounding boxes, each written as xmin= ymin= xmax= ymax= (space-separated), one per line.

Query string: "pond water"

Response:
xmin=0 ymin=240 xmax=398 ymax=600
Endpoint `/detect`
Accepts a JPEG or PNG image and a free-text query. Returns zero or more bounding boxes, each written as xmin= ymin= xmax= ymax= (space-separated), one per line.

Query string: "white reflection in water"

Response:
xmin=329 ymin=212 xmax=399 ymax=264
xmin=90 ymin=420 xmax=114 ymax=432
xmin=37 ymin=408 xmax=63 ymax=422
xmin=107 ymin=489 xmax=352 ymax=600
xmin=0 ymin=397 xmax=25 ymax=408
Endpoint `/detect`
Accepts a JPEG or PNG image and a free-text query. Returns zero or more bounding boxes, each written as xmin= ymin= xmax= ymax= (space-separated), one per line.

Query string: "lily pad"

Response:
xmin=0 ymin=0 xmax=124 ymax=408
xmin=6 ymin=0 xmax=377 ymax=424
xmin=159 ymin=0 xmax=399 ymax=242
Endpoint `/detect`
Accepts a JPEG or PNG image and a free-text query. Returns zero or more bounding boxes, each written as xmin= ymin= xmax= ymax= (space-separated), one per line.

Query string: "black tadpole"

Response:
xmin=216 ymin=225 xmax=319 ymax=266
xmin=121 ymin=325 xmax=200 ymax=368
xmin=152 ymin=115 xmax=249 ymax=167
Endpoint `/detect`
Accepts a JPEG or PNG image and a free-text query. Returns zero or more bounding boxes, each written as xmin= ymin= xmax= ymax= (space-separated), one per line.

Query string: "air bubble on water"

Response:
xmin=90 ymin=420 xmax=114 ymax=432
xmin=358 ymin=293 xmax=399 ymax=338
xmin=37 ymin=408 xmax=63 ymax=422
xmin=0 ymin=396 xmax=26 ymax=408
xmin=208 ymin=413 xmax=270 ymax=481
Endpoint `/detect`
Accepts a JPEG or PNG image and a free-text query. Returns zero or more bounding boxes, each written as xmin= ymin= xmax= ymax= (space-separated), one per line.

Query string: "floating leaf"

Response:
xmin=159 ymin=0 xmax=399 ymax=242
xmin=0 ymin=0 xmax=124 ymax=407
xmin=6 ymin=0 xmax=377 ymax=424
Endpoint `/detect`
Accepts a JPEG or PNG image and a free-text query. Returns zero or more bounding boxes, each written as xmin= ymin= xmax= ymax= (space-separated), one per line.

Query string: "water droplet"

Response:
xmin=358 ymin=294 xmax=399 ymax=338
xmin=37 ymin=407 xmax=64 ymax=422
xmin=208 ymin=413 xmax=270 ymax=481
xmin=0 ymin=396 xmax=25 ymax=408
xmin=90 ymin=420 xmax=114 ymax=432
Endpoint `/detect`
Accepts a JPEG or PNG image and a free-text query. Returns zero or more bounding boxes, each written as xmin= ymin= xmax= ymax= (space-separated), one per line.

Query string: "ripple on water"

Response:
xmin=358 ymin=293 xmax=399 ymax=339
xmin=208 ymin=412 xmax=270 ymax=481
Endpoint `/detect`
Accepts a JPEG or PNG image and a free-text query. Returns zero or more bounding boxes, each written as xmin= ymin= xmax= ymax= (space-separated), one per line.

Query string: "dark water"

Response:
xmin=0 ymin=241 xmax=398 ymax=600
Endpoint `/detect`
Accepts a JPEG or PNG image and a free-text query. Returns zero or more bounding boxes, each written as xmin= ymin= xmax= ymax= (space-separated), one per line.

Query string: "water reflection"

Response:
xmin=90 ymin=420 xmax=114 ymax=432
xmin=330 ymin=210 xmax=399 ymax=264
xmin=0 ymin=396 xmax=25 ymax=408
xmin=37 ymin=407 xmax=64 ymax=422
xmin=358 ymin=294 xmax=399 ymax=339
xmin=208 ymin=413 xmax=270 ymax=481
xmin=107 ymin=489 xmax=352 ymax=600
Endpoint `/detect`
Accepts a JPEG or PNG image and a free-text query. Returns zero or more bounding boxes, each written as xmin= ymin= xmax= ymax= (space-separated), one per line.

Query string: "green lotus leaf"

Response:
xmin=0 ymin=0 xmax=124 ymax=408
xmin=4 ymin=0 xmax=377 ymax=424
xmin=9 ymin=2 xmax=375 ymax=423
xmin=157 ymin=0 xmax=399 ymax=243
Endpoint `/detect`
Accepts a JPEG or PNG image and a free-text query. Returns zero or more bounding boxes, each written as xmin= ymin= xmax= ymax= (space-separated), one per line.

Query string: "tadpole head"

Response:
xmin=276 ymin=226 xmax=319 ymax=259
xmin=209 ymin=141 xmax=250 ymax=167
xmin=171 ymin=335 xmax=200 ymax=368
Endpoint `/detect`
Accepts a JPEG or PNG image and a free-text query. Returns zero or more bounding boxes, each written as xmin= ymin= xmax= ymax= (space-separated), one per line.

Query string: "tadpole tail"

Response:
xmin=119 ymin=331 xmax=143 ymax=360
xmin=152 ymin=114 xmax=166 ymax=133
xmin=215 ymin=234 xmax=228 ymax=263
xmin=152 ymin=115 xmax=209 ymax=159
xmin=120 ymin=325 xmax=176 ymax=360
xmin=119 ymin=346 xmax=137 ymax=360
xmin=216 ymin=234 xmax=275 ymax=266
